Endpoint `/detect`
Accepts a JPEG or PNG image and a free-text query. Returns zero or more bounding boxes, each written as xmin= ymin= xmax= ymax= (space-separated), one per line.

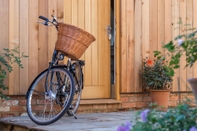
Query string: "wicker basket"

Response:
xmin=55 ymin=23 xmax=96 ymax=60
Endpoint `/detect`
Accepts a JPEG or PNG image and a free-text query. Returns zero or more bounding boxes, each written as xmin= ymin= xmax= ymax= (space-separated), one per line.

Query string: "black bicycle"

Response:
xmin=25 ymin=15 xmax=86 ymax=125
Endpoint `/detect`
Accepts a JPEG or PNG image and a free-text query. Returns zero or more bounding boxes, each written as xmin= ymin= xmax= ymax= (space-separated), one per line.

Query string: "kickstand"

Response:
xmin=71 ymin=110 xmax=77 ymax=119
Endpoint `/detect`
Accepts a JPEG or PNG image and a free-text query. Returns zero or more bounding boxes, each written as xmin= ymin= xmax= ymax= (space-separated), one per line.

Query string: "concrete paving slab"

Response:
xmin=0 ymin=111 xmax=137 ymax=131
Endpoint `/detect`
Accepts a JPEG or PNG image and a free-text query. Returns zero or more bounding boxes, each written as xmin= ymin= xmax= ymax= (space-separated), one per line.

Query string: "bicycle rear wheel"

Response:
xmin=26 ymin=67 xmax=75 ymax=125
xmin=67 ymin=62 xmax=83 ymax=116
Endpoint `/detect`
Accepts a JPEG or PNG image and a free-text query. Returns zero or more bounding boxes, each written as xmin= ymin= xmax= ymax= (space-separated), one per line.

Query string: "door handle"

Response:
xmin=107 ymin=25 xmax=112 ymax=40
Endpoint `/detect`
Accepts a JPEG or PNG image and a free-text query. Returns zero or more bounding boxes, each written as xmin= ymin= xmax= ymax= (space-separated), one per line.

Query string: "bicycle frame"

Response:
xmin=44 ymin=49 xmax=72 ymax=94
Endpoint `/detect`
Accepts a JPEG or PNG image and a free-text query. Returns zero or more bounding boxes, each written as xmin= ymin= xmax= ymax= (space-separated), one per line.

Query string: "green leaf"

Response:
xmin=153 ymin=51 xmax=161 ymax=57
xmin=167 ymin=68 xmax=174 ymax=77
xmin=173 ymin=65 xmax=180 ymax=69
xmin=174 ymin=35 xmax=184 ymax=40
xmin=175 ymin=115 xmax=186 ymax=122
xmin=164 ymin=41 xmax=175 ymax=52
xmin=22 ymin=52 xmax=28 ymax=58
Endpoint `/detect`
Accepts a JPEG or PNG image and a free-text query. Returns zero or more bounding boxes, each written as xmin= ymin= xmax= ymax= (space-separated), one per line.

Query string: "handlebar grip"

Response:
xmin=39 ymin=16 xmax=49 ymax=22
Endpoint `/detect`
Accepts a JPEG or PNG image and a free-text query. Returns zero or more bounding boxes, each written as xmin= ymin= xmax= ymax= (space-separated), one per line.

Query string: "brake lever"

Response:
xmin=51 ymin=15 xmax=57 ymax=21
xmin=37 ymin=21 xmax=53 ymax=26
xmin=51 ymin=15 xmax=59 ymax=26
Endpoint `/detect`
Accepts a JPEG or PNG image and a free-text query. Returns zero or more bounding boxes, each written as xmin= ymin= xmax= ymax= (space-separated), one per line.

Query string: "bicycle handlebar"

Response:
xmin=39 ymin=16 xmax=49 ymax=22
xmin=38 ymin=15 xmax=59 ymax=30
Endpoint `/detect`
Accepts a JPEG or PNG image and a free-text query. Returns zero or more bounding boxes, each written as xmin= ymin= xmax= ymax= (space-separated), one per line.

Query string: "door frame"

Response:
xmin=115 ymin=0 xmax=120 ymax=100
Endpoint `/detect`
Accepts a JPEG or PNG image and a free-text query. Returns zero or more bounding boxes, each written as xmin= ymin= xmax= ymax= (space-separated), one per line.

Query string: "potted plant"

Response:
xmin=142 ymin=51 xmax=175 ymax=108
xmin=163 ymin=22 xmax=197 ymax=104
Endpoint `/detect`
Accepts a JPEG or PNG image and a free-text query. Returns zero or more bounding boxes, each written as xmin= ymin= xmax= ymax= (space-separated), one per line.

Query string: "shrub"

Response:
xmin=117 ymin=102 xmax=197 ymax=131
xmin=0 ymin=47 xmax=27 ymax=99
xmin=164 ymin=20 xmax=197 ymax=68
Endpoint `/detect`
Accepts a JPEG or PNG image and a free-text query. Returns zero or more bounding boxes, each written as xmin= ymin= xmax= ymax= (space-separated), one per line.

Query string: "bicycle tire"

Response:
xmin=26 ymin=67 xmax=75 ymax=125
xmin=67 ymin=62 xmax=83 ymax=116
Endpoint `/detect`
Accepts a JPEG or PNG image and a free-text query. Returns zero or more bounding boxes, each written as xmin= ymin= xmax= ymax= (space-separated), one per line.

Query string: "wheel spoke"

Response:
xmin=26 ymin=67 xmax=75 ymax=125
xmin=30 ymin=89 xmax=45 ymax=96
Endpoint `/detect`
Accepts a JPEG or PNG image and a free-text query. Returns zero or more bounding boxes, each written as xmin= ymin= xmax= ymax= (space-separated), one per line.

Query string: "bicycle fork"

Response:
xmin=66 ymin=58 xmax=78 ymax=119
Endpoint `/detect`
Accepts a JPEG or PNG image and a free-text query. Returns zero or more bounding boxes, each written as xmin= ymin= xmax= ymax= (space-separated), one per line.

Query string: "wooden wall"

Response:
xmin=120 ymin=0 xmax=197 ymax=93
xmin=0 ymin=0 xmax=64 ymax=95
xmin=1 ymin=0 xmax=197 ymax=95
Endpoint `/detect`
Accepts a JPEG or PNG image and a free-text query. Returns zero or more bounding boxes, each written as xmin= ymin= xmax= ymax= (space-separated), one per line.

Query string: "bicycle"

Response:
xmin=25 ymin=15 xmax=94 ymax=125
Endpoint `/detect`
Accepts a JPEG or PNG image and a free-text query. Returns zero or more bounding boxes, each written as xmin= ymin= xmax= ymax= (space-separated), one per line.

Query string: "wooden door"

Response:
xmin=64 ymin=0 xmax=110 ymax=98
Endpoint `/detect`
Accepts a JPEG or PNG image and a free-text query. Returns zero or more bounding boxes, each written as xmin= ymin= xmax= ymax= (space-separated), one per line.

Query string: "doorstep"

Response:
xmin=77 ymin=99 xmax=124 ymax=114
xmin=80 ymin=99 xmax=122 ymax=104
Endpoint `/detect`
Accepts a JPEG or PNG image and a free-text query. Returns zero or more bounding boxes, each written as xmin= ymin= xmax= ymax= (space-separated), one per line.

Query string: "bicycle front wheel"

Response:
xmin=26 ymin=67 xmax=75 ymax=125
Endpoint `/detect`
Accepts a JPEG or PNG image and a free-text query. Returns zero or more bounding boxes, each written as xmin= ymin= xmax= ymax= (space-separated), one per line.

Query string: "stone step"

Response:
xmin=76 ymin=99 xmax=123 ymax=114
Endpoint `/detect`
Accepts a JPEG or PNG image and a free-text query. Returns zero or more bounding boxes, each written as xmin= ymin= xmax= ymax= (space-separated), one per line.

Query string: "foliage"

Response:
xmin=142 ymin=51 xmax=173 ymax=90
xmin=0 ymin=47 xmax=28 ymax=100
xmin=164 ymin=19 xmax=197 ymax=68
xmin=142 ymin=19 xmax=197 ymax=90
xmin=117 ymin=102 xmax=197 ymax=131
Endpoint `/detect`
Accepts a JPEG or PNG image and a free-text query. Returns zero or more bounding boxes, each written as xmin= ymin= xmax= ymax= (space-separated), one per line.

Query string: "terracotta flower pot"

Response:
xmin=149 ymin=89 xmax=171 ymax=108
xmin=188 ymin=78 xmax=197 ymax=104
